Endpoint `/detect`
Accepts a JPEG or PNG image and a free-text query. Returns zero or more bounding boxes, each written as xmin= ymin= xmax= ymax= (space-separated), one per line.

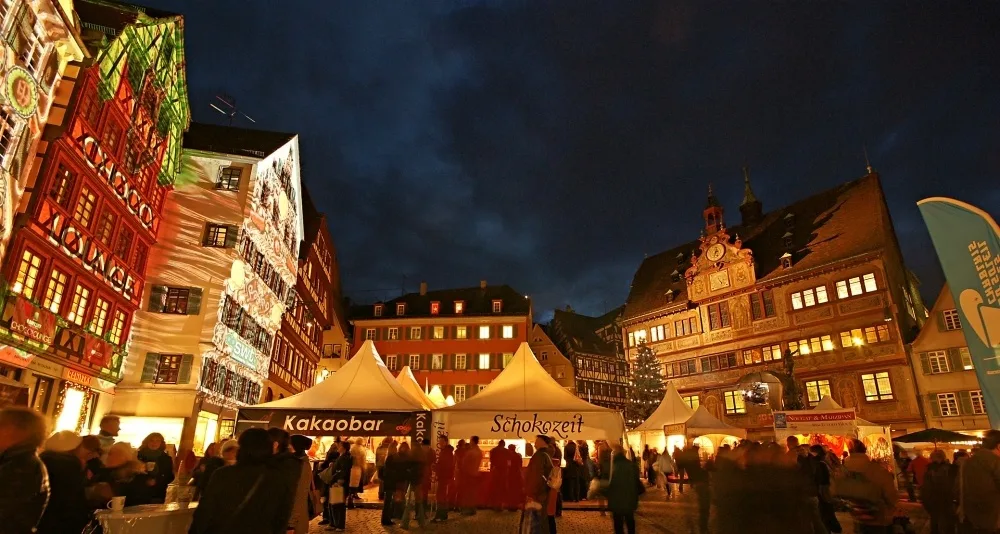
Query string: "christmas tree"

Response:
xmin=625 ymin=343 xmax=665 ymax=429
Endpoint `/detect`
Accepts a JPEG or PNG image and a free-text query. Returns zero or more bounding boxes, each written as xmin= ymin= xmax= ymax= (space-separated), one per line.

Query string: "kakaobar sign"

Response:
xmin=237 ymin=409 xmax=430 ymax=441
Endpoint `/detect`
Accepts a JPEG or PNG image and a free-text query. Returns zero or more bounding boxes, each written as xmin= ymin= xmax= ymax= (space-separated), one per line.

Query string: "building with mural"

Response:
xmin=621 ymin=169 xmax=929 ymax=438
xmin=0 ymin=0 xmax=187 ymax=435
xmin=527 ymin=323 xmax=575 ymax=392
xmin=349 ymin=281 xmax=531 ymax=402
xmin=110 ymin=123 xmax=303 ymax=453
xmin=265 ymin=186 xmax=347 ymax=400
xmin=548 ymin=306 xmax=630 ymax=409
xmin=910 ymin=283 xmax=989 ymax=435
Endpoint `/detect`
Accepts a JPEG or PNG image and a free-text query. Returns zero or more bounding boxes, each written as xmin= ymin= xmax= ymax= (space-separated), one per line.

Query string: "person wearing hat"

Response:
xmin=37 ymin=431 xmax=103 ymax=534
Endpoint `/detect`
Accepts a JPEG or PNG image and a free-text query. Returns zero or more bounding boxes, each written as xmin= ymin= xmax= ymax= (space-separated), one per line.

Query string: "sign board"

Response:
xmin=225 ymin=331 xmax=257 ymax=370
xmin=771 ymin=409 xmax=857 ymax=436
xmin=237 ymin=408 xmax=430 ymax=441
xmin=62 ymin=367 xmax=92 ymax=386
xmin=28 ymin=356 xmax=62 ymax=377
xmin=0 ymin=345 xmax=33 ymax=368
xmin=10 ymin=297 xmax=55 ymax=344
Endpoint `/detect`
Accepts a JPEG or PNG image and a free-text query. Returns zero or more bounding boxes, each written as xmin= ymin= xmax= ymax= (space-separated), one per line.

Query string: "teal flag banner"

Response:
xmin=918 ymin=197 xmax=1000 ymax=429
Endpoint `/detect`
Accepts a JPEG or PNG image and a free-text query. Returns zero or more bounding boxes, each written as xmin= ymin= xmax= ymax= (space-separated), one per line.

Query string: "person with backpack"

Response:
xmin=834 ymin=439 xmax=897 ymax=534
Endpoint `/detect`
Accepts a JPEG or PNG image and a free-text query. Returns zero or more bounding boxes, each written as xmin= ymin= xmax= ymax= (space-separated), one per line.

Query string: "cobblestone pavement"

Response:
xmin=310 ymin=487 xmax=931 ymax=533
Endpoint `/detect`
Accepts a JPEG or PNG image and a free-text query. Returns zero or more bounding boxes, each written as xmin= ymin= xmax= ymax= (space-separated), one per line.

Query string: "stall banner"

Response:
xmin=83 ymin=336 xmax=111 ymax=368
xmin=237 ymin=409 xmax=430 ymax=441
xmin=918 ymin=197 xmax=1000 ymax=428
xmin=772 ymin=409 xmax=857 ymax=435
xmin=11 ymin=297 xmax=55 ymax=344
xmin=490 ymin=412 xmax=586 ymax=439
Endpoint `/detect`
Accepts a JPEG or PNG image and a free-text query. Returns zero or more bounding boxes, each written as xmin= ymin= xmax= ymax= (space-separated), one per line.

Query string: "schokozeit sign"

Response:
xmin=490 ymin=413 xmax=586 ymax=440
xmin=238 ymin=409 xmax=430 ymax=441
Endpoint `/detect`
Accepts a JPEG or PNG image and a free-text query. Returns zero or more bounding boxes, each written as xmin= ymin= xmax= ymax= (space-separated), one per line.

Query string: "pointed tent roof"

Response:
xmin=249 ymin=340 xmax=425 ymax=411
xmin=427 ymin=386 xmax=447 ymax=408
xmin=438 ymin=343 xmax=614 ymax=412
xmin=396 ymin=366 xmax=439 ymax=410
xmin=632 ymin=382 xmax=694 ymax=432
xmin=683 ymin=406 xmax=747 ymax=438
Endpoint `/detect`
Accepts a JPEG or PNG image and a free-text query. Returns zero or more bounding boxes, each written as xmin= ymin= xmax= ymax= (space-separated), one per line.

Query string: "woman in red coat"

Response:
xmin=505 ymin=444 xmax=524 ymax=511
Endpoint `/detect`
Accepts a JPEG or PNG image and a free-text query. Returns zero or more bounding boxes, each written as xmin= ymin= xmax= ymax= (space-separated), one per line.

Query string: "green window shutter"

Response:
xmin=224 ymin=225 xmax=239 ymax=248
xmin=186 ymin=288 xmax=203 ymax=315
xmin=512 ymin=324 xmax=518 ymax=339
xmin=148 ymin=286 xmax=166 ymax=312
xmin=140 ymin=353 xmax=160 ymax=383
xmin=947 ymin=348 xmax=963 ymax=373
xmin=928 ymin=394 xmax=941 ymax=417
xmin=452 ymin=326 xmax=458 ymax=338
xmin=936 ymin=312 xmax=947 ymax=331
xmin=471 ymin=326 xmax=477 ymax=340
xmin=375 ymin=328 xmax=381 ymax=341
xmin=404 ymin=327 xmax=410 ymax=340
xmin=177 ymin=354 xmax=194 ymax=384
xmin=918 ymin=352 xmax=930 ymax=375
xmin=442 ymin=326 xmax=449 ymax=340
xmin=958 ymin=391 xmax=974 ymax=415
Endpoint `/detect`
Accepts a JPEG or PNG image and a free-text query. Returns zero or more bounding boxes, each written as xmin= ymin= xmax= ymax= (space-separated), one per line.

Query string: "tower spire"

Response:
xmin=738 ymin=165 xmax=763 ymax=226
xmin=740 ymin=165 xmax=758 ymax=206
xmin=864 ymin=145 xmax=874 ymax=174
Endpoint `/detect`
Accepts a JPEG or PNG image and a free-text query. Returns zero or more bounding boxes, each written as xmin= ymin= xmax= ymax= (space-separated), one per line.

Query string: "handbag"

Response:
xmin=318 ymin=464 xmax=334 ymax=485
xmin=349 ymin=466 xmax=362 ymax=488
xmin=329 ymin=484 xmax=345 ymax=504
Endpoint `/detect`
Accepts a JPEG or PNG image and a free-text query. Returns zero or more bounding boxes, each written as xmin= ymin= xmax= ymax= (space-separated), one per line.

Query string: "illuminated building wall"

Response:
xmin=621 ymin=172 xmax=929 ymax=436
xmin=111 ymin=123 xmax=303 ymax=455
xmin=526 ymin=323 xmax=575 ymax=392
xmin=349 ymin=282 xmax=532 ymax=402
xmin=0 ymin=0 xmax=187 ymax=435
xmin=547 ymin=308 xmax=629 ymax=408
xmin=265 ymin=187 xmax=346 ymax=400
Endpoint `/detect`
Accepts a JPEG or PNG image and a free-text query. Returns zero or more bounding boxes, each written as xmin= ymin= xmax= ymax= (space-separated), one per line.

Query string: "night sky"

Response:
xmin=149 ymin=0 xmax=1000 ymax=321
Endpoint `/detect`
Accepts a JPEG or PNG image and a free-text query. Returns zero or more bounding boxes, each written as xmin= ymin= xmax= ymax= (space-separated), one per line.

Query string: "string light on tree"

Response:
xmin=625 ymin=342 xmax=665 ymax=429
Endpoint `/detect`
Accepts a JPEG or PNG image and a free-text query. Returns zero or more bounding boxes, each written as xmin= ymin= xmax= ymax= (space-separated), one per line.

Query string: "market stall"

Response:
xmin=626 ymin=382 xmax=693 ymax=455
xmin=772 ymin=396 xmax=893 ymax=458
xmin=395 ymin=366 xmax=443 ymax=409
xmin=236 ymin=340 xmax=431 ymax=445
xmin=666 ymin=405 xmax=747 ymax=457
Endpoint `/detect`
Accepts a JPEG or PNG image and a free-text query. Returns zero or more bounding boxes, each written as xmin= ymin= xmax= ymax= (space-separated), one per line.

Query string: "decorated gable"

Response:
xmin=685 ymin=227 xmax=756 ymax=302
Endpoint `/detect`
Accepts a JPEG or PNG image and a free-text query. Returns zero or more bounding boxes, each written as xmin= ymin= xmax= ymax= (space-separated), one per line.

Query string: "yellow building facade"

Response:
xmin=528 ymin=323 xmax=575 ymax=391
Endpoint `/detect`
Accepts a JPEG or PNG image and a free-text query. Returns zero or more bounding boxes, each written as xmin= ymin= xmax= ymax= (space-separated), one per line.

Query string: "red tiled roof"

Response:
xmin=623 ymin=173 xmax=890 ymax=321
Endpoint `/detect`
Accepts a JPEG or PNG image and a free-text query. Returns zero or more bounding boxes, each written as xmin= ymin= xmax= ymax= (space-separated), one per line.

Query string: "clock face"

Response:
xmin=707 ymin=244 xmax=725 ymax=262
xmin=709 ymin=270 xmax=731 ymax=291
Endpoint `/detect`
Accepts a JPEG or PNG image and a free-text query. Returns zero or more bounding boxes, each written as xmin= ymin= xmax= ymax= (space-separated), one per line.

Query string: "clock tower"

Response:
xmin=704 ymin=184 xmax=725 ymax=235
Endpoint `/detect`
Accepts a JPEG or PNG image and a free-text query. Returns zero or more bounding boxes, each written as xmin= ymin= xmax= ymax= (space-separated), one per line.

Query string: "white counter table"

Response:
xmin=95 ymin=502 xmax=197 ymax=534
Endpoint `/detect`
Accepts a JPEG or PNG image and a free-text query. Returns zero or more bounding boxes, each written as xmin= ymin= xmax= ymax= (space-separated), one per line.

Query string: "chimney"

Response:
xmin=419 ymin=281 xmax=427 ymax=296
xmin=565 ymin=304 xmax=574 ymax=313
xmin=480 ymin=280 xmax=487 ymax=289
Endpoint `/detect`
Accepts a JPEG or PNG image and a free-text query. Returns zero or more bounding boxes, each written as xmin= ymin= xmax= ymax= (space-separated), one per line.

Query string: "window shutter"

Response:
xmin=224 ymin=225 xmax=239 ymax=248
xmin=947 ymin=348 xmax=963 ymax=373
xmin=404 ymin=327 xmax=409 ymax=340
xmin=441 ymin=326 xmax=449 ymax=340
xmin=178 ymin=354 xmax=194 ymax=384
xmin=471 ymin=326 xmax=477 ymax=340
xmin=186 ymin=288 xmax=203 ymax=315
xmin=148 ymin=285 xmax=166 ymax=312
xmin=201 ymin=225 xmax=211 ymax=246
xmin=140 ymin=353 xmax=160 ymax=383
xmin=936 ymin=312 xmax=947 ymax=331
xmin=452 ymin=326 xmax=458 ymax=338
xmin=918 ymin=352 xmax=930 ymax=375
xmin=928 ymin=394 xmax=941 ymax=417
xmin=958 ymin=391 xmax=974 ymax=415
xmin=512 ymin=324 xmax=518 ymax=338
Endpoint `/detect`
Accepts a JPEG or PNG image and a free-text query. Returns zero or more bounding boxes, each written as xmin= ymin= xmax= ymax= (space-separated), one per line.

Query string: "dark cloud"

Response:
xmin=151 ymin=0 xmax=1000 ymax=316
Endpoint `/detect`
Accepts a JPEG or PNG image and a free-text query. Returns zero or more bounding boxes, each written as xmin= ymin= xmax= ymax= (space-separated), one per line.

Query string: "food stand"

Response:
xmin=626 ymin=382 xmax=694 ymax=455
xmin=771 ymin=396 xmax=893 ymax=459
xmin=665 ymin=405 xmax=747 ymax=457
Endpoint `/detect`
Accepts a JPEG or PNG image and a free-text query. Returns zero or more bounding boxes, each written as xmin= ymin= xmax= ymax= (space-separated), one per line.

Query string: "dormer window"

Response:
xmin=671 ymin=269 xmax=681 ymax=283
xmin=665 ymin=289 xmax=675 ymax=303
xmin=676 ymin=251 xmax=685 ymax=265
xmin=782 ymin=231 xmax=794 ymax=248
xmin=784 ymin=212 xmax=795 ymax=229
xmin=396 ymin=303 xmax=405 ymax=316
xmin=492 ymin=300 xmax=502 ymax=313
xmin=454 ymin=301 xmax=465 ymax=314
xmin=430 ymin=301 xmax=440 ymax=315
xmin=374 ymin=304 xmax=383 ymax=317
xmin=780 ymin=252 xmax=793 ymax=269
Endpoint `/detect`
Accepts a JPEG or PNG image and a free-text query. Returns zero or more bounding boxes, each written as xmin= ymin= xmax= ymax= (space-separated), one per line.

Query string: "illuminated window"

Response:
xmin=943 ymin=309 xmax=961 ymax=331
xmin=936 ymin=393 xmax=959 ymax=417
xmin=665 ymin=359 xmax=697 ymax=378
xmin=155 ymin=354 xmax=183 ymax=384
xmin=701 ymin=352 xmax=739 ymax=372
xmin=11 ymin=6 xmax=40 ymax=74
xmin=791 ymin=286 xmax=827 ymax=310
xmin=91 ymin=298 xmax=110 ymax=335
xmin=540 ymin=351 xmax=547 ymax=361
xmin=95 ymin=210 xmax=114 ymax=246
xmin=432 ymin=354 xmax=443 ymax=370
xmin=971 ymin=390 xmax=986 ymax=414
xmin=723 ymin=390 xmax=746 ymax=415
xmin=49 ymin=165 xmax=76 ymax=208
xmin=478 ymin=353 xmax=490 ymax=370
xmin=41 ymin=268 xmax=68 ymax=313
xmin=682 ymin=395 xmax=700 ymax=409
xmin=114 ymin=227 xmax=133 ymax=261
xmin=649 ymin=324 xmax=665 ymax=342
xmin=430 ymin=302 xmax=440 ymax=315
xmin=12 ymin=249 xmax=42 ymax=298
xmin=455 ymin=354 xmax=467 ymax=370
xmin=927 ymin=350 xmax=950 ymax=374
xmin=433 ymin=326 xmax=445 ymax=340
xmin=408 ymin=354 xmax=420 ymax=369
xmin=409 ymin=326 xmax=422 ymax=340
xmin=164 ymin=288 xmax=190 ymax=314
xmin=73 ymin=186 xmax=97 ymax=227
xmin=707 ymin=301 xmax=731 ymax=330
xmin=864 ymin=325 xmax=890 ymax=344
xmin=674 ymin=317 xmax=697 ymax=336
xmin=387 ymin=327 xmax=399 ymax=340
xmin=789 ymin=337 xmax=830 ymax=356
xmin=805 ymin=379 xmax=832 ymax=406
xmin=454 ymin=385 xmax=466 ymax=403
xmin=750 ymin=290 xmax=776 ymax=320
xmin=385 ymin=355 xmax=397 ymax=370
xmin=0 ymin=109 xmax=14 ymax=164
xmin=456 ymin=326 xmax=467 ymax=339
xmin=863 ymin=273 xmax=877 ymax=292
xmin=66 ymin=284 xmax=91 ymax=325
xmin=374 ymin=304 xmax=383 ymax=317
xmin=861 ymin=371 xmax=893 ymax=401
xmin=365 ymin=328 xmax=376 ymax=340
xmin=503 ymin=353 xmax=514 ymax=368
xmin=960 ymin=347 xmax=974 ymax=370
xmin=204 ymin=224 xmax=229 ymax=247
xmin=502 ymin=325 xmax=514 ymax=339
xmin=217 ymin=167 xmax=242 ymax=191
xmin=479 ymin=326 xmax=490 ymax=339
xmin=396 ymin=303 xmax=406 ymax=316
xmin=454 ymin=301 xmax=464 ymax=314
xmin=836 ymin=273 xmax=877 ymax=299
xmin=492 ymin=300 xmax=502 ymax=313
xmin=108 ymin=310 xmax=126 ymax=345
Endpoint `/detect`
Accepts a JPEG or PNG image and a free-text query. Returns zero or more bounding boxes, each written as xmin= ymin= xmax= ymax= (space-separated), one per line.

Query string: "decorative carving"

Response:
xmin=838 ymin=380 xmax=858 ymax=409
xmin=800 ymin=353 xmax=837 ymax=369
xmin=752 ymin=316 xmax=785 ymax=333
xmin=704 ymin=395 xmax=722 ymax=419
xmin=705 ymin=329 xmax=734 ymax=344
xmin=793 ymin=306 xmax=834 ymax=325
xmin=692 ymin=279 xmax=706 ymax=298
xmin=731 ymin=295 xmax=752 ymax=331
xmin=677 ymin=336 xmax=701 ymax=350
xmin=733 ymin=263 xmax=751 ymax=287
xmin=837 ymin=294 xmax=883 ymax=315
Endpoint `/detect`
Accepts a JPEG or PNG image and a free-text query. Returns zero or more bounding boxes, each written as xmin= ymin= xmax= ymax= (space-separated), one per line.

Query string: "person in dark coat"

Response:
xmin=91 ymin=441 xmax=157 ymax=507
xmin=266 ymin=428 xmax=302 ymax=531
xmin=37 ymin=432 xmax=102 ymax=534
xmin=524 ymin=436 xmax=553 ymax=534
xmin=328 ymin=440 xmax=352 ymax=531
xmin=607 ymin=446 xmax=640 ymax=534
xmin=0 ymin=407 xmax=49 ymax=533
xmin=577 ymin=440 xmax=591 ymax=500
xmin=191 ymin=442 xmax=226 ymax=500
xmin=489 ymin=439 xmax=509 ymax=510
xmin=434 ymin=435 xmax=455 ymax=521
xmin=562 ymin=440 xmax=580 ymax=502
xmin=920 ymin=449 xmax=957 ymax=534
xmin=189 ymin=428 xmax=289 ymax=534
xmin=136 ymin=432 xmax=175 ymax=502
xmin=380 ymin=441 xmax=401 ymax=526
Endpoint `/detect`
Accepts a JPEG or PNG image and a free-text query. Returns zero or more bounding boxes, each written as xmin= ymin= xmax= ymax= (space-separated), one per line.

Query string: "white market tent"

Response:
xmin=396 ymin=366 xmax=441 ymax=409
xmin=427 ymin=386 xmax=447 ymax=408
xmin=773 ymin=396 xmax=891 ymax=450
xmin=626 ymin=382 xmax=693 ymax=454
xmin=682 ymin=405 xmax=748 ymax=439
xmin=433 ymin=342 xmax=625 ymax=441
